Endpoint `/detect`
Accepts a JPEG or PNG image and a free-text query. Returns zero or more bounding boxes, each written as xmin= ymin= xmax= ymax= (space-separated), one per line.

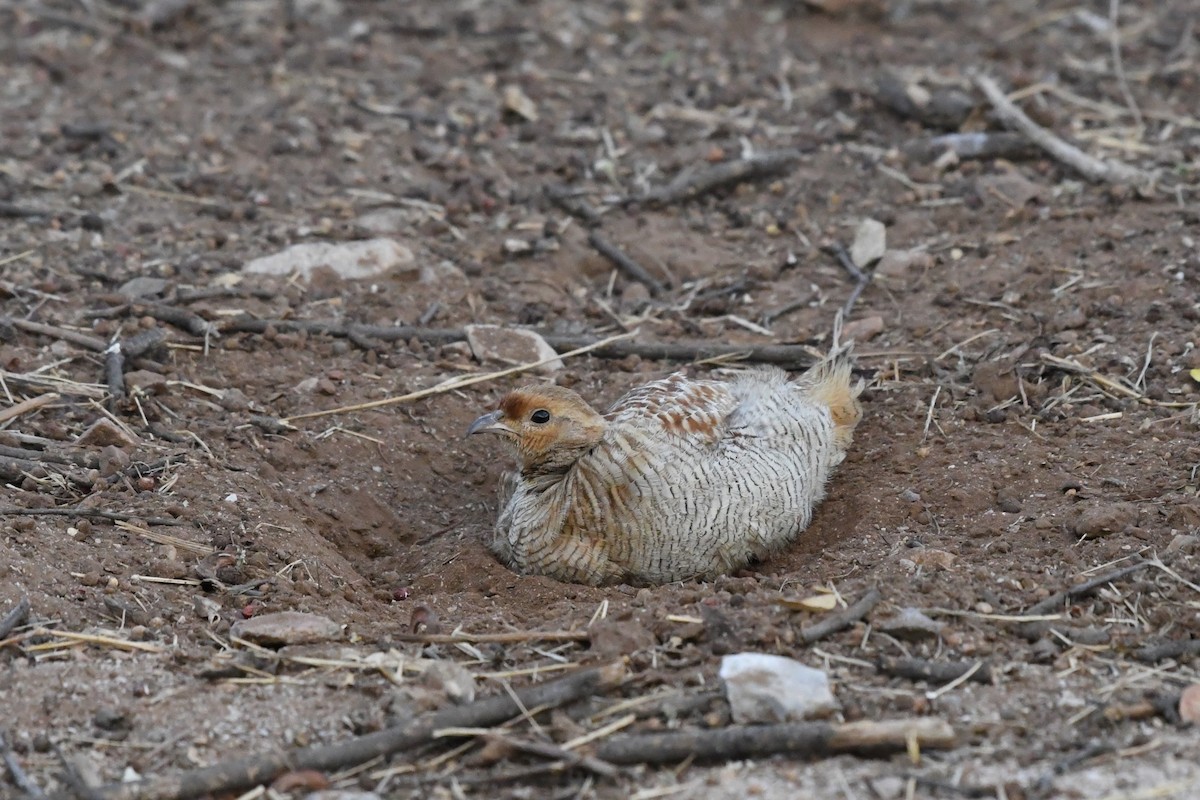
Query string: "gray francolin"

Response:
xmin=467 ymin=347 xmax=863 ymax=586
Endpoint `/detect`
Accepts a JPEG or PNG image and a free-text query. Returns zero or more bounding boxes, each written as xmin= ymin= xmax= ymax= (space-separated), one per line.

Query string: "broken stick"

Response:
xmin=595 ymin=718 xmax=955 ymax=765
xmin=800 ymin=587 xmax=882 ymax=644
xmin=51 ymin=662 xmax=626 ymax=800
xmin=1015 ymin=561 xmax=1149 ymax=641
xmin=639 ymin=148 xmax=807 ymax=206
xmin=877 ymin=656 xmax=993 ymax=685
xmin=587 ymin=231 xmax=667 ymax=295
xmin=971 ymin=72 xmax=1152 ymax=186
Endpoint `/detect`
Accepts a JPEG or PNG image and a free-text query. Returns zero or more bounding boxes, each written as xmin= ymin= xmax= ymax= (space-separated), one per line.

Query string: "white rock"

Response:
xmin=719 ymin=653 xmax=839 ymax=724
xmin=465 ymin=325 xmax=563 ymax=373
xmin=502 ymin=84 xmax=538 ymax=121
xmin=243 ymin=238 xmax=414 ymax=282
xmin=850 ymin=218 xmax=887 ymax=268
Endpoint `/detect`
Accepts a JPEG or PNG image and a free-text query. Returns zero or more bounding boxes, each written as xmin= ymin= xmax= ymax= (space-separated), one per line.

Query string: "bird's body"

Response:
xmin=468 ymin=349 xmax=862 ymax=586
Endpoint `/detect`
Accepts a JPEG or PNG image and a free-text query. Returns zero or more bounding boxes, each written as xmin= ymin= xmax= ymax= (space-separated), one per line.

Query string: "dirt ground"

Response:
xmin=2 ymin=0 xmax=1199 ymax=798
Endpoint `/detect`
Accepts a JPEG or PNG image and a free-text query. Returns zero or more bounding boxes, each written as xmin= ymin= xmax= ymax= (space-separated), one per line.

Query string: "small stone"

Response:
xmin=93 ymin=708 xmax=129 ymax=731
xmin=877 ymin=607 xmax=945 ymax=641
xmin=910 ymin=548 xmax=956 ymax=570
xmin=850 ymin=218 xmax=886 ymax=268
xmin=422 ymin=661 xmax=477 ymax=705
xmin=116 ymin=277 xmax=170 ymax=299
xmin=1178 ymin=684 xmax=1200 ymax=724
xmin=976 ymin=171 xmax=1045 ymax=207
xmin=218 ymin=388 xmax=252 ymax=412
xmin=503 ymin=238 xmax=533 ymax=255
xmin=502 ymin=84 xmax=538 ymax=122
xmin=230 ymin=611 xmax=342 ymax=647
xmin=621 ymin=282 xmax=651 ymax=312
xmin=972 ymin=361 xmax=1020 ymax=403
xmin=588 ymin=618 xmax=657 ymax=659
xmin=869 ymin=775 xmax=907 ymax=799
xmin=465 ymin=325 xmax=563 ymax=373
xmin=974 ymin=601 xmax=994 ymax=614
xmin=243 ymin=238 xmax=414 ymax=282
xmin=719 ymin=652 xmax=839 ymax=724
xmin=996 ymin=490 xmax=1023 ymax=514
xmin=840 ymin=315 xmax=884 ymax=343
xmin=74 ymin=418 xmax=141 ymax=448
xmin=193 ymin=595 xmax=223 ymax=625
xmin=98 ymin=445 xmax=131 ymax=478
xmin=1074 ymin=503 xmax=1138 ymax=539
xmin=874 ymin=249 xmax=933 ymax=280
xmin=124 ymin=370 xmax=168 ymax=394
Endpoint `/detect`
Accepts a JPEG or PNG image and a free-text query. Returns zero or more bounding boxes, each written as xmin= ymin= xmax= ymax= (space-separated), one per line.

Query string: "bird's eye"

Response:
xmin=530 ymin=409 xmax=551 ymax=424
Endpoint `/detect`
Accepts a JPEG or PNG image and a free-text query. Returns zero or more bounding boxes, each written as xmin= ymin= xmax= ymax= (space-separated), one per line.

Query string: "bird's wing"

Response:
xmin=604 ymin=372 xmax=737 ymax=444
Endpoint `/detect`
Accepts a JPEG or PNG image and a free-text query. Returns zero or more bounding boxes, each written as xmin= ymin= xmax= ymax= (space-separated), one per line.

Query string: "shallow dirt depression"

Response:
xmin=1 ymin=0 xmax=1199 ymax=798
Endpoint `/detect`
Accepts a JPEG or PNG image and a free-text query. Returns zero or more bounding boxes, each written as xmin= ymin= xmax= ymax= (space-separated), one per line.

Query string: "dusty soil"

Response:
xmin=2 ymin=0 xmax=1199 ymax=798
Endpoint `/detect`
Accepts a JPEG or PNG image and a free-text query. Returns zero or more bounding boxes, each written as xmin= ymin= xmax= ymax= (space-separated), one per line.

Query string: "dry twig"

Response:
xmin=1015 ymin=561 xmax=1149 ymax=640
xmin=638 ymin=149 xmax=806 ymax=206
xmin=53 ymin=662 xmax=626 ymax=800
xmin=392 ymin=630 xmax=591 ymax=645
xmin=877 ymin=657 xmax=994 ymax=686
xmin=587 ymin=232 xmax=667 ymax=295
xmin=0 ymin=393 xmax=60 ymax=425
xmin=799 ymin=588 xmax=882 ymax=644
xmin=971 ymin=72 xmax=1152 ymax=185
xmin=595 ymin=718 xmax=956 ymax=765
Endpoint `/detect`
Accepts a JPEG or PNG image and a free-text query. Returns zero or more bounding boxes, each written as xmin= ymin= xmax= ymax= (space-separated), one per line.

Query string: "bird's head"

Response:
xmin=467 ymin=385 xmax=606 ymax=475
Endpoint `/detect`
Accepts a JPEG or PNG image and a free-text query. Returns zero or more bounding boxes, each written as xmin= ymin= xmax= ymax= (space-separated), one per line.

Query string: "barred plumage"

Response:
xmin=467 ymin=347 xmax=863 ymax=586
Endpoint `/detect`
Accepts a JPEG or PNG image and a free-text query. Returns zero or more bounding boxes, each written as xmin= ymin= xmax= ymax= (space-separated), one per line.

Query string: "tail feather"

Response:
xmin=799 ymin=343 xmax=863 ymax=451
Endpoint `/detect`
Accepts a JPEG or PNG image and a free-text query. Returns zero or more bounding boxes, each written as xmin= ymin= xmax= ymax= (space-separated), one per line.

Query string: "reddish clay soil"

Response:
xmin=1 ymin=1 xmax=1199 ymax=798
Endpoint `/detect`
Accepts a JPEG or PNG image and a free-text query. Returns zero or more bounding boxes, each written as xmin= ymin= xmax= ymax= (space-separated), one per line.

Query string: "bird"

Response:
xmin=466 ymin=346 xmax=863 ymax=586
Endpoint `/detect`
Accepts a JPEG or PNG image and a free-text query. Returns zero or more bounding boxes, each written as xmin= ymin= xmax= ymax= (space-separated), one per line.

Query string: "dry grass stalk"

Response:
xmin=0 ymin=392 xmax=61 ymax=424
xmin=33 ymin=628 xmax=165 ymax=653
xmin=1041 ymin=353 xmax=1196 ymax=409
xmin=284 ymin=331 xmax=635 ymax=423
xmin=115 ymin=519 xmax=215 ymax=555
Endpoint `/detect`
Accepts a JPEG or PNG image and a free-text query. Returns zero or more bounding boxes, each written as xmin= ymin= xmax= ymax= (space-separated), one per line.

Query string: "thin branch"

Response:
xmin=48 ymin=662 xmax=627 ymax=800
xmin=587 ymin=232 xmax=667 ymax=295
xmin=1108 ymin=0 xmax=1144 ymax=135
xmin=1015 ymin=561 xmax=1149 ymax=640
xmin=799 ymin=588 xmax=883 ymax=644
xmin=637 ymin=149 xmax=807 ymax=206
xmin=594 ymin=718 xmax=956 ymax=765
xmin=971 ymin=72 xmax=1152 ymax=185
